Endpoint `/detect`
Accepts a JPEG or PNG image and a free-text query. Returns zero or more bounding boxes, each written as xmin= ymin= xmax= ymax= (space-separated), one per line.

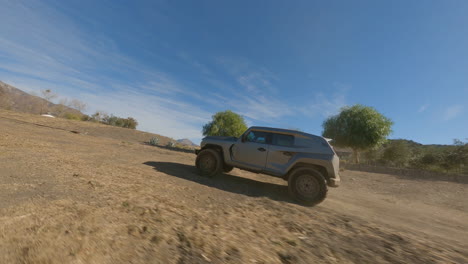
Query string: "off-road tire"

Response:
xmin=195 ymin=149 xmax=222 ymax=177
xmin=223 ymin=165 xmax=234 ymax=173
xmin=288 ymin=167 xmax=328 ymax=206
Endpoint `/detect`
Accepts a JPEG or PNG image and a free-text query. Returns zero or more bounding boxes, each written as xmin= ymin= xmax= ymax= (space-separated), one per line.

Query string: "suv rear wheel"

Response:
xmin=195 ymin=149 xmax=222 ymax=177
xmin=288 ymin=167 xmax=327 ymax=206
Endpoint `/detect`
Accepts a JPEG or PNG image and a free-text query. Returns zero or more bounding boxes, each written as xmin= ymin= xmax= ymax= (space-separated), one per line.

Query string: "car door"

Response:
xmin=265 ymin=133 xmax=296 ymax=174
xmin=231 ymin=130 xmax=271 ymax=171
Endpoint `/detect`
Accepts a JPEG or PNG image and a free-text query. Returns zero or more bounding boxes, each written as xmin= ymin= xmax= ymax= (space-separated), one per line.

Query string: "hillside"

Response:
xmin=0 ymin=81 xmax=80 ymax=116
xmin=0 ymin=110 xmax=467 ymax=264
xmin=333 ymin=139 xmax=451 ymax=156
xmin=177 ymin=138 xmax=198 ymax=147
xmin=386 ymin=139 xmax=452 ymax=151
xmin=0 ymin=109 xmax=175 ymax=146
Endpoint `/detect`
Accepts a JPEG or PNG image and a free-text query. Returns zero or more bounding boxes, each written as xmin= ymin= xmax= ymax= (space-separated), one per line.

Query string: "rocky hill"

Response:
xmin=0 ymin=81 xmax=80 ymax=116
xmin=177 ymin=138 xmax=198 ymax=147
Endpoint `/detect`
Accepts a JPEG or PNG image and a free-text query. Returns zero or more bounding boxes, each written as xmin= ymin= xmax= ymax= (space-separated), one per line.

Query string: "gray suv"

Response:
xmin=195 ymin=126 xmax=340 ymax=205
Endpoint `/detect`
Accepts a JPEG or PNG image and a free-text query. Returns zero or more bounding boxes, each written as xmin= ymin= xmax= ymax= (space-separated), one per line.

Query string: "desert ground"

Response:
xmin=0 ymin=110 xmax=467 ymax=264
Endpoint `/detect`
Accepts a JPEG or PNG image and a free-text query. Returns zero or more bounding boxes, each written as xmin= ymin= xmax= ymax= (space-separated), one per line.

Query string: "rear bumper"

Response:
xmin=328 ymin=176 xmax=340 ymax=187
xmin=328 ymin=154 xmax=340 ymax=187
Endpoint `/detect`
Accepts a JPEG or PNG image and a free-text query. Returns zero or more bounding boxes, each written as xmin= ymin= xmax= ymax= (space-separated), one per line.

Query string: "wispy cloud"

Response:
xmin=0 ymin=0 xmax=216 ymax=141
xmin=177 ymin=52 xmax=214 ymax=76
xmin=216 ymin=56 xmax=278 ymax=94
xmin=81 ymin=89 xmax=211 ymax=140
xmin=332 ymin=82 xmax=352 ymax=93
xmin=418 ymin=104 xmax=429 ymax=113
xmin=0 ymin=1 xmax=349 ymax=142
xmin=443 ymin=105 xmax=463 ymax=120
xmin=299 ymin=92 xmax=347 ymax=118
xmin=210 ymin=56 xmax=300 ymax=122
xmin=228 ymin=95 xmax=294 ymax=121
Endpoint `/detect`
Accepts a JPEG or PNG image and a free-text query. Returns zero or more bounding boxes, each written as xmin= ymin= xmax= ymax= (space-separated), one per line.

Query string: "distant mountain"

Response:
xmin=0 ymin=81 xmax=81 ymax=116
xmin=177 ymin=138 xmax=198 ymax=147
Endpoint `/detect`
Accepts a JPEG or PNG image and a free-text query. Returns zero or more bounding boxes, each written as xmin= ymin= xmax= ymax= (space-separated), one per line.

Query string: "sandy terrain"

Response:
xmin=1 ymin=110 xmax=467 ymax=264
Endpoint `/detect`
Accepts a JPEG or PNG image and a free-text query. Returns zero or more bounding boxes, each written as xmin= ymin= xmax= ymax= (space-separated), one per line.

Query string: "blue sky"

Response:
xmin=1 ymin=0 xmax=467 ymax=144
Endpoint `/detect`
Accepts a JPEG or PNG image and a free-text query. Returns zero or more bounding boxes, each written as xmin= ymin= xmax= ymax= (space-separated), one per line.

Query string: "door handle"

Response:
xmin=283 ymin=151 xmax=293 ymax=156
xmin=257 ymin=147 xmax=266 ymax=152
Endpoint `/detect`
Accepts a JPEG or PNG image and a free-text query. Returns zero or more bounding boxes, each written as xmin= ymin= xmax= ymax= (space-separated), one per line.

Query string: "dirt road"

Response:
xmin=1 ymin=110 xmax=467 ymax=264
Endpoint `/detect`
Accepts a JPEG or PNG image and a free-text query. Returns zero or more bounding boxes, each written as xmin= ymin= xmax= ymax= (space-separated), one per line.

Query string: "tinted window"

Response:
xmin=294 ymin=137 xmax=316 ymax=147
xmin=273 ymin=133 xmax=294 ymax=147
xmin=245 ymin=131 xmax=271 ymax=144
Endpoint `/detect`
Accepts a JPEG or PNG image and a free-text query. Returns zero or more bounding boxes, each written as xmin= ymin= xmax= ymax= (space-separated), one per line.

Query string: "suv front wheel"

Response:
xmin=288 ymin=167 xmax=328 ymax=206
xmin=195 ymin=149 xmax=222 ymax=177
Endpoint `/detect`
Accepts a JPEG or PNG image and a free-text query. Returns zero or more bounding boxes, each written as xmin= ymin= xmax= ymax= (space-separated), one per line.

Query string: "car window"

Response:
xmin=245 ymin=131 xmax=271 ymax=144
xmin=294 ymin=136 xmax=315 ymax=147
xmin=273 ymin=133 xmax=294 ymax=147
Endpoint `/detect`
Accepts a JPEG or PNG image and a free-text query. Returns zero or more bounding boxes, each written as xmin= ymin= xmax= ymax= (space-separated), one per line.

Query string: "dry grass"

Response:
xmin=1 ymin=110 xmax=467 ymax=264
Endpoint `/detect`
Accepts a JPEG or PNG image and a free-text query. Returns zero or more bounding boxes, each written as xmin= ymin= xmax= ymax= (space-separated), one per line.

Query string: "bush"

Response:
xmin=439 ymin=142 xmax=468 ymax=173
xmin=149 ymin=137 xmax=159 ymax=146
xmin=381 ymin=140 xmax=411 ymax=167
xmin=81 ymin=114 xmax=91 ymax=121
xmin=362 ymin=148 xmax=382 ymax=165
xmin=90 ymin=113 xmax=138 ymax=129
xmin=420 ymin=153 xmax=441 ymax=165
xmin=90 ymin=111 xmax=107 ymax=122
xmin=167 ymin=141 xmax=175 ymax=148
xmin=63 ymin=112 xmax=82 ymax=120
xmin=122 ymin=117 xmax=138 ymax=129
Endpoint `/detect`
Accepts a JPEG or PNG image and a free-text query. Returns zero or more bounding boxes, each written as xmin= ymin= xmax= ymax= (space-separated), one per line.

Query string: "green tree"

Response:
xmin=202 ymin=110 xmax=247 ymax=137
xmin=322 ymin=104 xmax=393 ymax=163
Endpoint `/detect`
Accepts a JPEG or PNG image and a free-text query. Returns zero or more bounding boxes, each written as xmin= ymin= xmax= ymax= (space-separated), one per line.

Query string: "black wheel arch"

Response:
xmin=285 ymin=163 xmax=329 ymax=182
xmin=201 ymin=144 xmax=224 ymax=159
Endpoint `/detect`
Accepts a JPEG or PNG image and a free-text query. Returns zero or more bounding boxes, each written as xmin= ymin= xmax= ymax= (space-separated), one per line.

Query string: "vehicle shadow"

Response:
xmin=143 ymin=161 xmax=295 ymax=204
xmin=143 ymin=143 xmax=197 ymax=154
